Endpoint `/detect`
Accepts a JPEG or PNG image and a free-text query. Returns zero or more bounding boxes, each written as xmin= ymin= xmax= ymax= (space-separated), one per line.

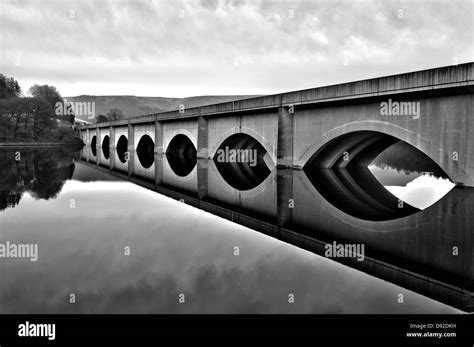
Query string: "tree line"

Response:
xmin=95 ymin=108 xmax=124 ymax=123
xmin=0 ymin=74 xmax=78 ymax=143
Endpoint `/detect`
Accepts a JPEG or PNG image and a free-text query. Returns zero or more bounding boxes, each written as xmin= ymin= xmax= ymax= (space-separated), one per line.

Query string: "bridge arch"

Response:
xmin=102 ymin=135 xmax=110 ymax=160
xmin=212 ymin=132 xmax=273 ymax=191
xmin=164 ymin=129 xmax=197 ymax=154
xmin=166 ymin=134 xmax=197 ymax=177
xmin=302 ymin=125 xmax=457 ymax=221
xmin=116 ymin=135 xmax=128 ymax=163
xmin=136 ymin=134 xmax=155 ymax=169
xmin=208 ymin=127 xmax=276 ymax=167
xmin=303 ymin=132 xmax=423 ymax=221
xmin=297 ymin=121 xmax=456 ymax=183
xmin=90 ymin=135 xmax=97 ymax=157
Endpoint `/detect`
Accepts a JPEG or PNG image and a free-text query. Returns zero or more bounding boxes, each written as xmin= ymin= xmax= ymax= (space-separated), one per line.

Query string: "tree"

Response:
xmin=107 ymin=108 xmax=124 ymax=121
xmin=0 ymin=74 xmax=22 ymax=98
xmin=56 ymin=127 xmax=70 ymax=140
xmin=95 ymin=114 xmax=109 ymax=123
xmin=0 ymin=97 xmax=27 ymax=140
xmin=28 ymin=84 xmax=75 ymax=125
xmin=28 ymin=84 xmax=62 ymax=107
xmin=24 ymin=97 xmax=56 ymax=140
xmin=0 ymin=76 xmax=77 ymax=143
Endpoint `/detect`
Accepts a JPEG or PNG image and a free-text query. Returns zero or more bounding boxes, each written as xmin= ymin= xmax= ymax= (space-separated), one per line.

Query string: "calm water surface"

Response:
xmin=0 ymin=146 xmax=468 ymax=313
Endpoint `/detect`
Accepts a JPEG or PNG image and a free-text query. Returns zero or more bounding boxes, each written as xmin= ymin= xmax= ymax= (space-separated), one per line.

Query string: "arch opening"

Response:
xmin=213 ymin=133 xmax=271 ymax=191
xmin=304 ymin=131 xmax=454 ymax=221
xmin=102 ymin=135 xmax=110 ymax=159
xmin=136 ymin=135 xmax=155 ymax=169
xmin=116 ymin=135 xmax=128 ymax=163
xmin=166 ymin=134 xmax=197 ymax=177
xmin=90 ymin=136 xmax=97 ymax=157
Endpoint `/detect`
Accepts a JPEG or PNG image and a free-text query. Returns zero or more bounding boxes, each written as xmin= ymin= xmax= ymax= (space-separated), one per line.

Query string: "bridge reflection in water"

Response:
xmin=80 ymin=145 xmax=474 ymax=312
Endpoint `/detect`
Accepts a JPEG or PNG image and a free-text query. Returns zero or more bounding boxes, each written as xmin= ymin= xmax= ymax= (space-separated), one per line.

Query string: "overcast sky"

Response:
xmin=1 ymin=0 xmax=473 ymax=97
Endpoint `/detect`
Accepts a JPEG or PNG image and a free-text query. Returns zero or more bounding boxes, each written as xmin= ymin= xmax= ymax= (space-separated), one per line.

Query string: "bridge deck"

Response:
xmin=79 ymin=63 xmax=474 ymax=128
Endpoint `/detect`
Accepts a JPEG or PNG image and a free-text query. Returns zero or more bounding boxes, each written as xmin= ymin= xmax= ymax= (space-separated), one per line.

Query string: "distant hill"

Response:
xmin=65 ymin=95 xmax=260 ymax=122
xmin=372 ymin=141 xmax=447 ymax=178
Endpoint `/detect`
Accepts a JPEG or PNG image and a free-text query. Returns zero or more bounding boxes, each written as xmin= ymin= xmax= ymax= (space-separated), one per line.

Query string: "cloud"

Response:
xmin=1 ymin=0 xmax=472 ymax=96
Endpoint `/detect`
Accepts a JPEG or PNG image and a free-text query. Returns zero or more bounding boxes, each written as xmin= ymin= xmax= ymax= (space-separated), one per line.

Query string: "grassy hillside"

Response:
xmin=66 ymin=95 xmax=260 ymax=122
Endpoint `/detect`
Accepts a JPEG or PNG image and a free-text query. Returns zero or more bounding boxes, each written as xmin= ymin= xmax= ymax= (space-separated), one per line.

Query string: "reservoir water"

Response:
xmin=0 ymin=145 xmax=472 ymax=313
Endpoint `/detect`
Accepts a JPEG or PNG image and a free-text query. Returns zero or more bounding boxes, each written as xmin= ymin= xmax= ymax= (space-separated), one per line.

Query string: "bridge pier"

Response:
xmin=197 ymin=159 xmax=209 ymax=200
xmin=155 ymin=121 xmax=164 ymax=155
xmin=95 ymin=126 xmax=101 ymax=166
xmin=277 ymin=169 xmax=294 ymax=231
xmin=277 ymin=105 xmax=294 ymax=168
xmin=197 ymin=116 xmax=209 ymax=159
xmin=127 ymin=121 xmax=135 ymax=151
xmin=127 ymin=121 xmax=135 ymax=176
xmin=109 ymin=126 xmax=115 ymax=170
xmin=85 ymin=129 xmax=90 ymax=162
xmin=155 ymin=154 xmax=164 ymax=185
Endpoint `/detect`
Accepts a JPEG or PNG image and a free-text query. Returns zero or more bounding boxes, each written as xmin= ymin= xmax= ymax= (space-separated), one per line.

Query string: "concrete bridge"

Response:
xmin=78 ymin=63 xmax=474 ymax=187
xmin=77 ymin=63 xmax=474 ymax=311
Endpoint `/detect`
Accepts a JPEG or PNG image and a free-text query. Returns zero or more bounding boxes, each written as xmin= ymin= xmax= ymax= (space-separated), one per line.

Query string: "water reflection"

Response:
xmin=304 ymin=165 xmax=420 ymax=221
xmin=213 ymin=133 xmax=271 ymax=190
xmin=0 ymin=147 xmax=78 ymax=211
xmin=136 ymin=135 xmax=154 ymax=169
xmin=369 ymin=140 xmax=455 ymax=209
xmin=1 ymin=145 xmax=473 ymax=313
xmin=304 ymin=136 xmax=455 ymax=220
xmin=369 ymin=166 xmax=455 ymax=209
xmin=116 ymin=135 xmax=128 ymax=163
xmin=82 ymin=144 xmax=473 ymax=311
